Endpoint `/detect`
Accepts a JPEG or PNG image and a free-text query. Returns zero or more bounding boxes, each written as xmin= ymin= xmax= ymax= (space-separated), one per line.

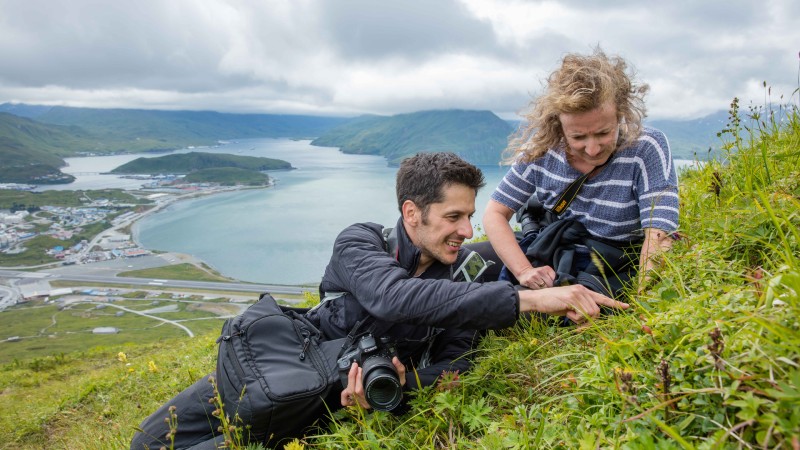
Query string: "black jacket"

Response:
xmin=524 ymin=219 xmax=641 ymax=299
xmin=306 ymin=218 xmax=520 ymax=388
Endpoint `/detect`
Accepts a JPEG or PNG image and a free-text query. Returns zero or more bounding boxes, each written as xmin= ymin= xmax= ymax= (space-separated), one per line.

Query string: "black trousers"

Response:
xmin=130 ymin=374 xmax=224 ymax=450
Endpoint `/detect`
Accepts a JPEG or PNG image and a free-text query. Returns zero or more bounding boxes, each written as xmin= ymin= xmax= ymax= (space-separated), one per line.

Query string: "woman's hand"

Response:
xmin=638 ymin=228 xmax=675 ymax=293
xmin=340 ymin=357 xmax=406 ymax=409
xmin=517 ymin=265 xmax=556 ymax=289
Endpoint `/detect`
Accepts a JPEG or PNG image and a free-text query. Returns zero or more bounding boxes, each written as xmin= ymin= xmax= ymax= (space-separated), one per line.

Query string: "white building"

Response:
xmin=0 ymin=211 xmax=29 ymax=224
xmin=93 ymin=327 xmax=119 ymax=334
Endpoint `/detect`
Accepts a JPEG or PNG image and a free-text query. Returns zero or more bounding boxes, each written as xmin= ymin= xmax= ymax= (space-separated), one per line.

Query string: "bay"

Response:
xmin=129 ymin=139 xmax=507 ymax=285
xmin=40 ymin=139 xmax=696 ymax=286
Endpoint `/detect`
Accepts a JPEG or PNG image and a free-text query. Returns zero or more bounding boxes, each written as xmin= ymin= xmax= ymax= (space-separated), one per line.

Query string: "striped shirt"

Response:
xmin=491 ymin=127 xmax=679 ymax=242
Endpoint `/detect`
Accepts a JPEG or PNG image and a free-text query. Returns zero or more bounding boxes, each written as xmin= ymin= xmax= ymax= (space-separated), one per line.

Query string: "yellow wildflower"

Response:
xmin=283 ymin=438 xmax=305 ymax=450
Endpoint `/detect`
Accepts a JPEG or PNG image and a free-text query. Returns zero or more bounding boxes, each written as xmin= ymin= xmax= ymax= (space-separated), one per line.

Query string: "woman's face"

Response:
xmin=559 ymin=101 xmax=620 ymax=174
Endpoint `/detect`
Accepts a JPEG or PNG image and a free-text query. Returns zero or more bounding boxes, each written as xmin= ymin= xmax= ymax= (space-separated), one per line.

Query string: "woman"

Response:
xmin=483 ymin=49 xmax=679 ymax=297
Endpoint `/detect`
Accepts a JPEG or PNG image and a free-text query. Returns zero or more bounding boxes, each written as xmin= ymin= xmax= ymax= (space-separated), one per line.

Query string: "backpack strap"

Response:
xmin=382 ymin=227 xmax=398 ymax=260
xmin=316 ymin=226 xmax=397 ymax=310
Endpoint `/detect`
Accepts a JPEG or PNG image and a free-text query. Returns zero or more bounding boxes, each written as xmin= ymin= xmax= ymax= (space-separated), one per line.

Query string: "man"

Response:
xmin=131 ymin=152 xmax=627 ymax=449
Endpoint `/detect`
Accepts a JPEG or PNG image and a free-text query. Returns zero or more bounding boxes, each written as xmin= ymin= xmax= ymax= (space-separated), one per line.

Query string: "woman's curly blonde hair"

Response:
xmin=505 ymin=49 xmax=649 ymax=164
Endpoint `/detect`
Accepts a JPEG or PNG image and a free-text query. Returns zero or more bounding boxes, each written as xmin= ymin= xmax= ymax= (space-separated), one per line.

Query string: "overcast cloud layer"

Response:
xmin=1 ymin=0 xmax=798 ymax=120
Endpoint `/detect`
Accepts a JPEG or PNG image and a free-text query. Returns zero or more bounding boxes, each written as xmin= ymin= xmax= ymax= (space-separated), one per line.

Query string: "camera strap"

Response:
xmin=337 ymin=316 xmax=381 ymax=359
xmin=416 ymin=326 xmax=444 ymax=370
xmin=550 ymin=162 xmax=605 ymax=216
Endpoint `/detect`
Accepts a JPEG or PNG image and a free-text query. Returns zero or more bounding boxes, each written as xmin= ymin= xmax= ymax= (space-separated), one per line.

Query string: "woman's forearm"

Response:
xmin=483 ymin=200 xmax=533 ymax=279
xmin=640 ymin=227 xmax=674 ymax=273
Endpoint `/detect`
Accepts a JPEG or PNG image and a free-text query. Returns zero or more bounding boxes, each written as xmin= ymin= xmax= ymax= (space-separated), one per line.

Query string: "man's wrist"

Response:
xmin=517 ymin=290 xmax=539 ymax=314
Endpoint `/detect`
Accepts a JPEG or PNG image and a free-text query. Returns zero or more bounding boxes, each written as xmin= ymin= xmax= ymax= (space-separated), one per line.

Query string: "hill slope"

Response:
xmin=0 ymin=112 xmax=95 ymax=183
xmin=311 ymin=109 xmax=514 ymax=166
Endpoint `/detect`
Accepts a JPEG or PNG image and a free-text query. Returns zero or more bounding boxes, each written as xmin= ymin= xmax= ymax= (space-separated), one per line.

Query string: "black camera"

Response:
xmin=337 ymin=334 xmax=402 ymax=411
xmin=516 ymin=194 xmax=547 ymax=236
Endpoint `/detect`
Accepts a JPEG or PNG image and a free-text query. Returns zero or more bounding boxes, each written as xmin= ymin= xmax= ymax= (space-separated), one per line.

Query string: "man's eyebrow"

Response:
xmin=444 ymin=208 xmax=475 ymax=216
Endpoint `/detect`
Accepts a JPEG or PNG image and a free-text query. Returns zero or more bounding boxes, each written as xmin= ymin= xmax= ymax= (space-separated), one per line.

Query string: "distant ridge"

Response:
xmin=0 ymin=103 xmax=349 ymax=184
xmin=646 ymin=110 xmax=729 ymax=160
xmin=311 ymin=109 xmax=514 ymax=166
xmin=0 ymin=101 xmax=735 ymax=184
xmin=31 ymin=105 xmax=350 ymax=142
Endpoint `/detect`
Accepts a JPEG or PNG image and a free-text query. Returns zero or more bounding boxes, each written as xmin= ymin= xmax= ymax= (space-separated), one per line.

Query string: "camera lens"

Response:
xmin=362 ymin=357 xmax=402 ymax=411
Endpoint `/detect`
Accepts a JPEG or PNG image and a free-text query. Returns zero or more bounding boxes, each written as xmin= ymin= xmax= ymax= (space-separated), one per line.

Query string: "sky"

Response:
xmin=1 ymin=0 xmax=798 ymax=121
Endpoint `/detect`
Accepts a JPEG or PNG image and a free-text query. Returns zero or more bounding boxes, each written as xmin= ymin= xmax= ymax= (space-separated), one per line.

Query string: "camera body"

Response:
xmin=516 ymin=194 xmax=547 ymax=237
xmin=337 ymin=333 xmax=402 ymax=411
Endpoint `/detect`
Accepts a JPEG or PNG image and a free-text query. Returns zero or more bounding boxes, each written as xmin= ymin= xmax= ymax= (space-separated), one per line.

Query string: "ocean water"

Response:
xmin=131 ymin=139 xmax=508 ymax=285
xmin=41 ymin=138 xmax=694 ymax=285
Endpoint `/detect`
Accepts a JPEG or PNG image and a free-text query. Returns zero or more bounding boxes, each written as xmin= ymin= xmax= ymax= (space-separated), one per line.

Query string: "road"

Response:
xmin=86 ymin=301 xmax=196 ymax=337
xmin=0 ymin=269 xmax=308 ymax=295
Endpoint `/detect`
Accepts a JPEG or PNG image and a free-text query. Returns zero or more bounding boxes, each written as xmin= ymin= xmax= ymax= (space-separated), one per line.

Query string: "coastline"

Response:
xmin=126 ymin=182 xmax=275 ymax=280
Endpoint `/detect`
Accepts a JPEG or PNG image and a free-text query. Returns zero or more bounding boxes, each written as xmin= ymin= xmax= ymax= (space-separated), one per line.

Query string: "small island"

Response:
xmin=110 ymin=151 xmax=293 ymax=186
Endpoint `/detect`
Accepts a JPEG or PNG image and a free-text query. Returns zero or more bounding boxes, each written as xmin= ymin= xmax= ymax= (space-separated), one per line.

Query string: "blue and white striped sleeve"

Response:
xmin=490 ymin=163 xmax=536 ymax=211
xmin=636 ymin=129 xmax=679 ymax=233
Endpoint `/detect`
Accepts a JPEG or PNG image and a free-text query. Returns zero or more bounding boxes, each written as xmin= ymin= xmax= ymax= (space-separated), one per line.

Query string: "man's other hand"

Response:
xmin=340 ymin=357 xmax=406 ymax=409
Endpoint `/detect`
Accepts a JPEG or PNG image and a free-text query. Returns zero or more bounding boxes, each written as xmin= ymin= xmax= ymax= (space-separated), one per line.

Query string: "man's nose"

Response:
xmin=459 ymin=218 xmax=473 ymax=239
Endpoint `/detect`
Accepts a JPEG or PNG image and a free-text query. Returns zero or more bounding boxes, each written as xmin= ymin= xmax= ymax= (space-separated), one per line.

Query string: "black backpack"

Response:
xmin=216 ymin=292 xmax=345 ymax=446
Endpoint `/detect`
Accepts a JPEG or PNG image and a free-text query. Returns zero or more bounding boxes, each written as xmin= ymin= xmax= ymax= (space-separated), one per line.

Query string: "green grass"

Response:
xmin=0 ymin=189 xmax=149 ymax=209
xmin=117 ymin=262 xmax=234 ymax=282
xmin=0 ymin=298 xmax=230 ymax=365
xmin=1 ymin=98 xmax=799 ymax=449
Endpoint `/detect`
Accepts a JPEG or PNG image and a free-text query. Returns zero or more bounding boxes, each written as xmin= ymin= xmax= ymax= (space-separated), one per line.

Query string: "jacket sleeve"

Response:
xmin=404 ymin=327 xmax=478 ymax=390
xmin=327 ymin=223 xmax=520 ymax=330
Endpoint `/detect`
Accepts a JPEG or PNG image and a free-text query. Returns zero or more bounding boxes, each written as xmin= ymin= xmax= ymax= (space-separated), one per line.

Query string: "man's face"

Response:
xmin=406 ymin=183 xmax=476 ymax=270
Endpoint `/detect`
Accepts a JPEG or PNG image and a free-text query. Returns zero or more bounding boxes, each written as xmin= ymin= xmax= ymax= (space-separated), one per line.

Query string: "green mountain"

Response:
xmin=311 ymin=110 xmax=514 ymax=166
xmin=0 ymin=104 xmax=349 ymax=184
xmin=0 ymin=112 xmax=92 ymax=184
xmin=18 ymin=104 xmax=350 ymax=144
xmin=647 ymin=110 xmax=729 ymax=160
xmin=110 ymin=151 xmax=292 ymax=174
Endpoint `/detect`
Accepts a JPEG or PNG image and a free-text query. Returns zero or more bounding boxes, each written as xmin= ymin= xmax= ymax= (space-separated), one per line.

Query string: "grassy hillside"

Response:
xmin=311 ymin=109 xmax=514 ymax=166
xmin=0 ymin=188 xmax=148 ymax=210
xmin=1 ymin=102 xmax=799 ymax=449
xmin=0 ymin=113 xmax=89 ymax=183
xmin=110 ymin=151 xmax=292 ymax=174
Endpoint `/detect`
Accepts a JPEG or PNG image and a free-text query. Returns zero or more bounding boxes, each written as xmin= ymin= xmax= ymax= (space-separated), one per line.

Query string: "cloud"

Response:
xmin=0 ymin=0 xmax=798 ymax=119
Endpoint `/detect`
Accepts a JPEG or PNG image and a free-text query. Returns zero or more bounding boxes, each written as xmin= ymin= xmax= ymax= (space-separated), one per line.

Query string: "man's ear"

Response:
xmin=401 ymin=200 xmax=419 ymax=226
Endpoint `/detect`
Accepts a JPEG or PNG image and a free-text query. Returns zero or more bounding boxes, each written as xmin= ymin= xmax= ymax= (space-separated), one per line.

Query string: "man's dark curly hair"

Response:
xmin=395 ymin=152 xmax=485 ymax=218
